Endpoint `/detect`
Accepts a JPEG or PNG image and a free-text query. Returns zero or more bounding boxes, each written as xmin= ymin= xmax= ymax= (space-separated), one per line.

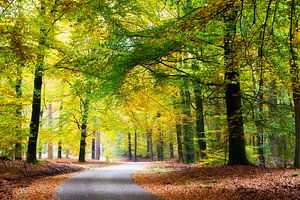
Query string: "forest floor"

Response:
xmin=133 ymin=162 xmax=300 ymax=200
xmin=0 ymin=159 xmax=117 ymax=200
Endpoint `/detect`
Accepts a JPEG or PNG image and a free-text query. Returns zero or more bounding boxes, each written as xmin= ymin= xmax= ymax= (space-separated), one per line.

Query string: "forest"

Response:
xmin=0 ymin=0 xmax=300 ymax=185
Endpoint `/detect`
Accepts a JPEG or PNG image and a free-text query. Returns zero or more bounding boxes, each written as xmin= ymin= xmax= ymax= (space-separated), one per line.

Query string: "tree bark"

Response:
xmin=38 ymin=110 xmax=43 ymax=159
xmin=176 ymin=123 xmax=184 ymax=161
xmin=96 ymin=132 xmax=101 ymax=160
xmin=193 ymin=78 xmax=207 ymax=159
xmin=128 ymin=133 xmax=132 ymax=160
xmin=157 ymin=139 xmax=164 ymax=161
xmin=57 ymin=102 xmax=63 ymax=159
xmin=170 ymin=142 xmax=174 ymax=159
xmin=180 ymin=79 xmax=195 ymax=163
xmin=91 ymin=138 xmax=95 ymax=159
xmin=289 ymin=0 xmax=300 ymax=168
xmin=27 ymin=52 xmax=44 ymax=163
xmin=47 ymin=104 xmax=53 ymax=159
xmin=57 ymin=142 xmax=62 ymax=159
xmin=224 ymin=3 xmax=248 ymax=165
xmin=78 ymin=98 xmax=89 ymax=162
xmin=173 ymin=96 xmax=184 ymax=162
xmin=268 ymin=80 xmax=285 ymax=167
xmin=26 ymin=0 xmax=46 ymax=164
xmin=255 ymin=78 xmax=265 ymax=166
xmin=134 ymin=130 xmax=137 ymax=162
xmin=15 ymin=72 xmax=22 ymax=160
xmin=148 ymin=129 xmax=154 ymax=161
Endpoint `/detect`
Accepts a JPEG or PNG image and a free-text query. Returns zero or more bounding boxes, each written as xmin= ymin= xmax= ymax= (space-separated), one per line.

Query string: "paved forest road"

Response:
xmin=55 ymin=162 xmax=159 ymax=200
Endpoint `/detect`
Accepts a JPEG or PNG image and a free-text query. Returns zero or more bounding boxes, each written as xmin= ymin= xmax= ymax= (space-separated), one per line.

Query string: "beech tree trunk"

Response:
xmin=176 ymin=123 xmax=184 ymax=161
xmin=173 ymin=96 xmax=184 ymax=161
xmin=224 ymin=3 xmax=248 ymax=165
xmin=57 ymin=142 xmax=62 ymax=159
xmin=26 ymin=1 xmax=46 ymax=163
xmin=15 ymin=74 xmax=22 ymax=160
xmin=134 ymin=130 xmax=137 ymax=162
xmin=268 ymin=80 xmax=285 ymax=167
xmin=212 ymin=98 xmax=222 ymax=147
xmin=180 ymin=79 xmax=195 ymax=163
xmin=255 ymin=77 xmax=265 ymax=166
xmin=157 ymin=140 xmax=164 ymax=161
xmin=289 ymin=0 xmax=300 ymax=168
xmin=193 ymin=78 xmax=207 ymax=159
xmin=95 ymin=132 xmax=101 ymax=160
xmin=78 ymin=98 xmax=89 ymax=162
xmin=128 ymin=133 xmax=132 ymax=160
xmin=57 ymin=102 xmax=63 ymax=159
xmin=148 ymin=129 xmax=154 ymax=161
xmin=47 ymin=104 xmax=53 ymax=159
xmin=91 ymin=138 xmax=95 ymax=159
xmin=170 ymin=142 xmax=174 ymax=159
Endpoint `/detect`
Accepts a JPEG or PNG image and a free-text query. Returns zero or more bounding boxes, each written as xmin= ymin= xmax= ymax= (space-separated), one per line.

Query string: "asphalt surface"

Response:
xmin=55 ymin=162 xmax=160 ymax=200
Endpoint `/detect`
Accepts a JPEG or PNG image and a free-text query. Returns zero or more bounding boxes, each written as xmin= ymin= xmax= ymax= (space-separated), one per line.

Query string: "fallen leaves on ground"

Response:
xmin=0 ymin=159 xmax=116 ymax=200
xmin=133 ymin=162 xmax=300 ymax=200
xmin=13 ymin=172 xmax=78 ymax=200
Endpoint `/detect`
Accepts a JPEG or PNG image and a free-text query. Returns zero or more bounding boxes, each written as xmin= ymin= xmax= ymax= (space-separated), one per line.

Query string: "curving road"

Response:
xmin=55 ymin=162 xmax=159 ymax=200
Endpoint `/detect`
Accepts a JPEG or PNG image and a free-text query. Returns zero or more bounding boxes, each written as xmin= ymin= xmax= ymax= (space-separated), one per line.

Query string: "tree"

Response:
xmin=26 ymin=0 xmax=47 ymax=163
xmin=180 ymin=79 xmax=195 ymax=163
xmin=289 ymin=0 xmax=300 ymax=168
xmin=223 ymin=2 xmax=249 ymax=165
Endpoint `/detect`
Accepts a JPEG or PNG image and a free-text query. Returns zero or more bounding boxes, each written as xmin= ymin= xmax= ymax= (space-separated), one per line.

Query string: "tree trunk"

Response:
xmin=254 ymin=1 xmax=274 ymax=166
xmin=38 ymin=111 xmax=43 ymax=159
xmin=38 ymin=146 xmax=42 ymax=159
xmin=255 ymin=79 xmax=265 ymax=166
xmin=26 ymin=0 xmax=46 ymax=164
xmin=268 ymin=80 xmax=285 ymax=167
xmin=212 ymin=98 xmax=222 ymax=147
xmin=15 ymin=73 xmax=22 ymax=160
xmin=78 ymin=98 xmax=89 ymax=162
xmin=173 ymin=96 xmax=184 ymax=161
xmin=289 ymin=0 xmax=300 ymax=168
xmin=146 ymin=132 xmax=150 ymax=157
xmin=148 ymin=129 xmax=154 ymax=161
xmin=57 ymin=102 xmax=63 ymax=159
xmin=180 ymin=79 xmax=195 ymax=163
xmin=91 ymin=138 xmax=95 ymax=159
xmin=224 ymin=4 xmax=248 ymax=165
xmin=176 ymin=123 xmax=184 ymax=161
xmin=47 ymin=104 xmax=53 ymax=159
xmin=193 ymin=78 xmax=207 ymax=159
xmin=157 ymin=139 xmax=164 ymax=161
xmin=134 ymin=130 xmax=137 ymax=162
xmin=57 ymin=142 xmax=62 ymax=159
xmin=95 ymin=132 xmax=101 ymax=160
xmin=170 ymin=142 xmax=174 ymax=159
xmin=128 ymin=133 xmax=132 ymax=160
xmin=48 ymin=143 xmax=53 ymax=159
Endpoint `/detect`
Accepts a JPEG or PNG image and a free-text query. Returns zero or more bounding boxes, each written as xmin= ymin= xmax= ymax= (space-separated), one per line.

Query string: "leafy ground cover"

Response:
xmin=0 ymin=159 xmax=116 ymax=199
xmin=133 ymin=162 xmax=300 ymax=200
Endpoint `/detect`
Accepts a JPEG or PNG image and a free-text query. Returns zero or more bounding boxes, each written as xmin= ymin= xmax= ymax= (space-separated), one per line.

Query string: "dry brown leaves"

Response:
xmin=12 ymin=171 xmax=78 ymax=200
xmin=0 ymin=159 xmax=117 ymax=200
xmin=133 ymin=162 xmax=300 ymax=200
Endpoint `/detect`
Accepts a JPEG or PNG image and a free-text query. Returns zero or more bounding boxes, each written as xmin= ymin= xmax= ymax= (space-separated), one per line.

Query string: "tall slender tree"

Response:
xmin=289 ymin=0 xmax=300 ymax=168
xmin=223 ymin=2 xmax=249 ymax=165
xmin=27 ymin=0 xmax=47 ymax=163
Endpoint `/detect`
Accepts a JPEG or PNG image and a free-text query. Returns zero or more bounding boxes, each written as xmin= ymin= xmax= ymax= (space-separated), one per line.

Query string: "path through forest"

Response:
xmin=55 ymin=162 xmax=159 ymax=200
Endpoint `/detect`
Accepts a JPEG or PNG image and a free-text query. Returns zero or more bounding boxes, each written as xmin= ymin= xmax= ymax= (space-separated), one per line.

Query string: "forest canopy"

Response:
xmin=0 ymin=0 xmax=299 ymax=168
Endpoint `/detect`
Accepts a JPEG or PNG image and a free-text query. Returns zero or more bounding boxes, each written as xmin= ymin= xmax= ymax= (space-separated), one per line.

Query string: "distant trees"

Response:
xmin=0 ymin=0 xmax=299 ymax=168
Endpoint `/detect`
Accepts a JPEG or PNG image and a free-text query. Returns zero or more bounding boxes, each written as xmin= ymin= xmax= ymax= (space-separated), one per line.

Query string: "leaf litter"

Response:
xmin=133 ymin=162 xmax=300 ymax=200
